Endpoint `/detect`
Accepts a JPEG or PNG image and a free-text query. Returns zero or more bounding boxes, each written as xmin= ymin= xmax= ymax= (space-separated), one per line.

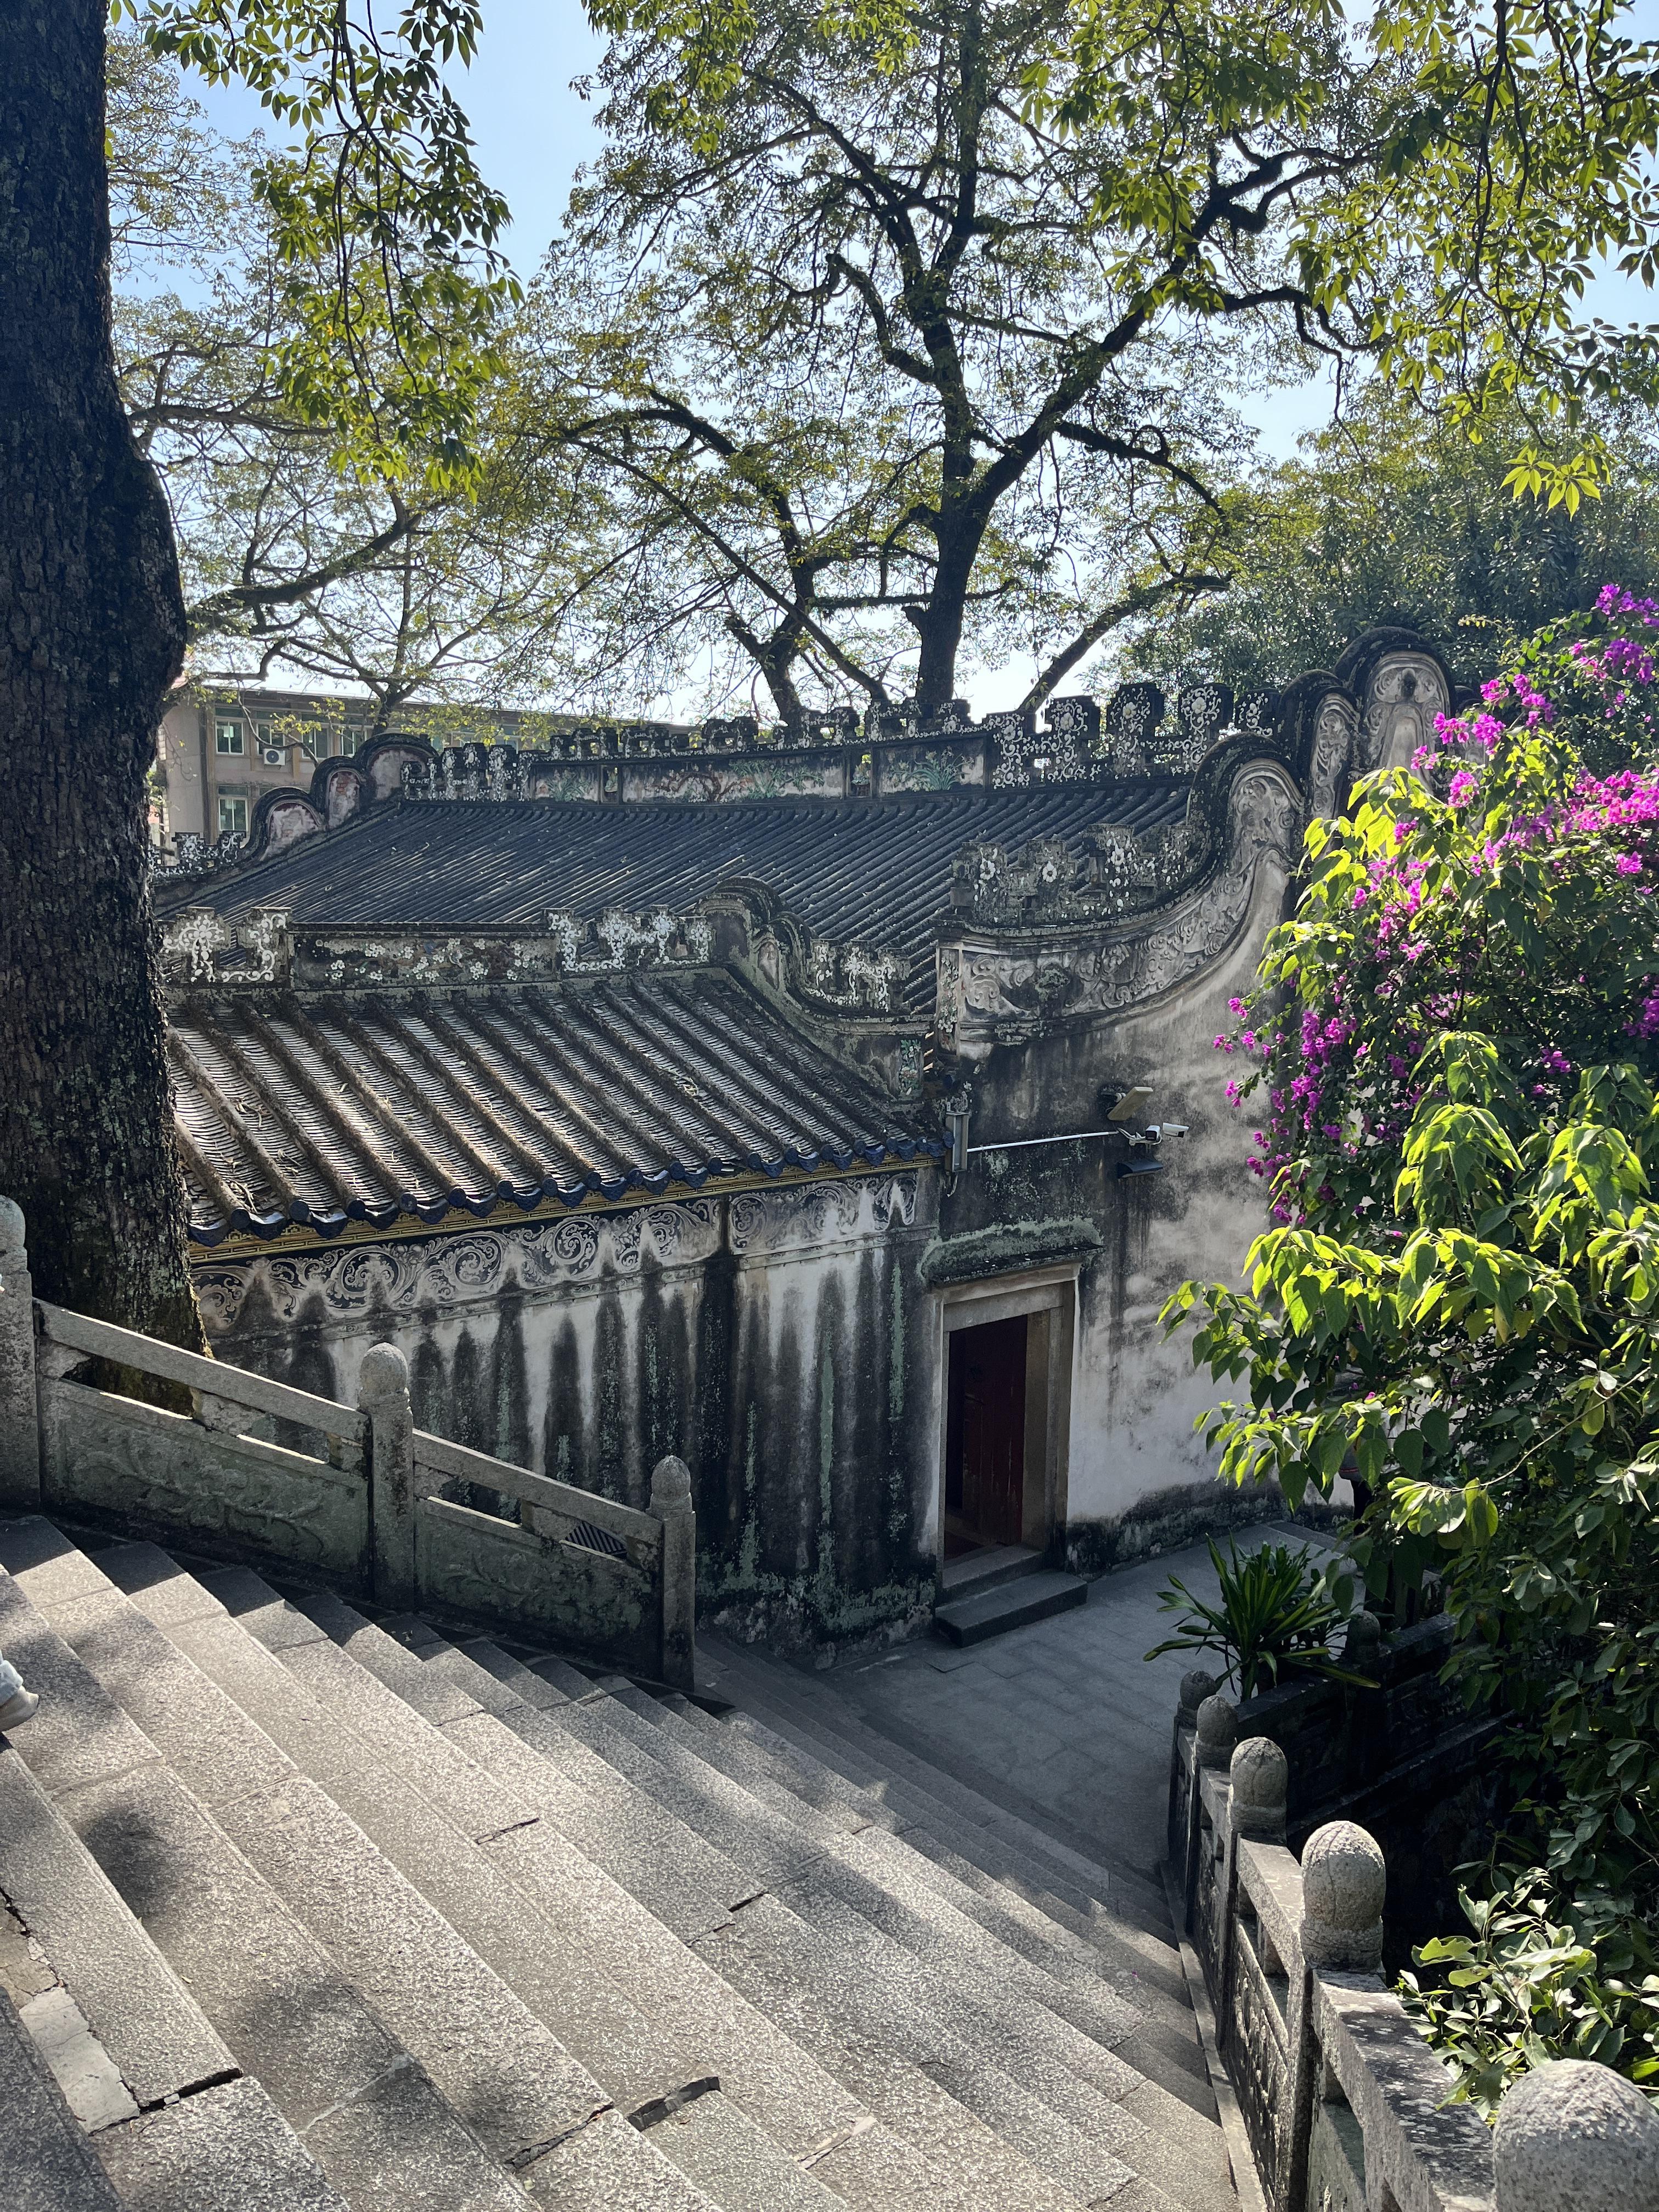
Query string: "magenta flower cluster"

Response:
xmin=1211 ymin=591 xmax=1659 ymax=1220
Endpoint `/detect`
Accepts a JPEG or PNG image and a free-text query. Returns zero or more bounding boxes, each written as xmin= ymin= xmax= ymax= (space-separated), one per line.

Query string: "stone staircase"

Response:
xmin=0 ymin=1514 xmax=1239 ymax=2212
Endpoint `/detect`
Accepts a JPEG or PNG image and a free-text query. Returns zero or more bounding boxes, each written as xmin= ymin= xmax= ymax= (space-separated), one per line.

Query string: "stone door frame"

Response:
xmin=931 ymin=1260 xmax=1080 ymax=1566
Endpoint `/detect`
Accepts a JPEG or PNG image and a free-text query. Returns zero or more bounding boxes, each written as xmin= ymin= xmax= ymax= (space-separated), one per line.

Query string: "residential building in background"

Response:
xmin=153 ymin=684 xmax=558 ymax=859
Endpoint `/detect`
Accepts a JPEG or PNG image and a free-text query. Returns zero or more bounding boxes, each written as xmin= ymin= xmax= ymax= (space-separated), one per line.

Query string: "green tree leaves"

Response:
xmin=121 ymin=0 xmax=515 ymax=483
xmin=1166 ymin=602 xmax=1659 ymax=2094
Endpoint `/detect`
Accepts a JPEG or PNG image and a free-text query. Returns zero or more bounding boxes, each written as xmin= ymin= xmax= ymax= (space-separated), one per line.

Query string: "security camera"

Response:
xmin=1147 ymin=1122 xmax=1190 ymax=1141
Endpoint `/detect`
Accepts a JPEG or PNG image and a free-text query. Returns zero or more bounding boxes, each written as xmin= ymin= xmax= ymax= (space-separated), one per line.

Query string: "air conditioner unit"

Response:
xmin=261 ymin=746 xmax=284 ymax=766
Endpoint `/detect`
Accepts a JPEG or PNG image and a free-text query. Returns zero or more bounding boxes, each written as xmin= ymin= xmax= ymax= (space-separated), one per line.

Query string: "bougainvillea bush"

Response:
xmin=1165 ymin=585 xmax=1659 ymax=2101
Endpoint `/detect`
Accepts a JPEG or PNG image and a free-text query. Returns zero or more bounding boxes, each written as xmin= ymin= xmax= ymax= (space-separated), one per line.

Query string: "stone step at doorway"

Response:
xmin=934 ymin=1567 xmax=1090 ymax=1646
xmin=940 ymin=1542 xmax=1050 ymax=1599
xmin=0 ymin=1513 xmax=1240 ymax=2212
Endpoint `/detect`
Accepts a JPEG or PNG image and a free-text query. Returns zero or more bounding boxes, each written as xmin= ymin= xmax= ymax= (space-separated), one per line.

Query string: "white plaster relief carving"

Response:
xmin=545 ymin=908 xmax=714 ymax=971
xmin=729 ymin=1171 xmax=918 ymax=1257
xmin=195 ymin=1199 xmax=727 ymax=1333
xmin=1307 ymin=693 xmax=1357 ymax=819
xmin=1358 ymin=653 xmax=1448 ymax=777
xmin=954 ymin=766 xmax=1299 ymax=1046
xmin=312 ymin=933 xmax=564 ymax=989
xmin=162 ymin=905 xmax=292 ymax=985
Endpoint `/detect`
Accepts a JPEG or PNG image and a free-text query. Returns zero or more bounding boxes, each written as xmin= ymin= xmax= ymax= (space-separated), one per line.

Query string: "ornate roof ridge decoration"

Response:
xmin=157 ymin=892 xmax=910 ymax=1029
xmin=154 ymin=678 xmax=1285 ymax=884
xmin=699 ymin=879 xmax=910 ymax=1022
xmin=935 ymin=755 xmax=1307 ymax=1056
xmin=941 ymin=635 xmax=1457 ymax=943
xmin=152 ymin=632 xmax=1453 ymax=917
xmin=948 ymin=716 xmax=1285 ymax=933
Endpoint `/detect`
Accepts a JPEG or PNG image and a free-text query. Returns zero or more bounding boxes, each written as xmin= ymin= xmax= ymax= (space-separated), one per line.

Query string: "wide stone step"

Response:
xmin=95 ymin=2078 xmax=352 ymax=2212
xmin=704 ymin=1697 xmax=1194 ymax=2024
xmin=0 ymin=1743 xmax=233 ymax=2118
xmin=0 ymin=1522 xmax=721 ymax=2212
xmin=0 ymin=1555 xmax=544 ymax=2212
xmin=656 ymin=1693 xmax=1211 ymax=2100
xmin=412 ymin=1632 xmax=1198 ymax=2212
xmin=716 ymin=1636 xmax=1181 ymax=1950
xmin=702 ymin=1638 xmax=1181 ymax=1959
xmin=340 ymin=1610 xmax=1110 ymax=2212
xmin=1 ymin=1972 xmax=127 ymax=2212
xmin=466 ymin=1656 xmax=1226 ymax=2211
xmin=933 ymin=1570 xmax=1089 ymax=1647
xmin=618 ymin=1684 xmax=1210 ymax=2107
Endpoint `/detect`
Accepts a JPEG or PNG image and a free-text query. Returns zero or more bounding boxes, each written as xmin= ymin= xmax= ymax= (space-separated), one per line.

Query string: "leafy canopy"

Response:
xmin=590 ymin=0 xmax=1659 ymax=507
xmin=1131 ymin=389 xmax=1659 ymax=697
xmin=119 ymin=0 xmax=517 ymax=484
xmin=1166 ymin=588 xmax=1659 ymax=2091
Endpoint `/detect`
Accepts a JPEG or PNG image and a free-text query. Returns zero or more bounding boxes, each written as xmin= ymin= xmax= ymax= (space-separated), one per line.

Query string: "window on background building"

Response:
xmin=255 ymin=718 xmax=285 ymax=766
xmin=306 ymin=727 xmax=330 ymax=761
xmin=215 ymin=719 xmax=244 ymax=755
xmin=340 ymin=724 xmax=363 ymax=758
xmin=217 ymin=795 xmax=248 ymax=838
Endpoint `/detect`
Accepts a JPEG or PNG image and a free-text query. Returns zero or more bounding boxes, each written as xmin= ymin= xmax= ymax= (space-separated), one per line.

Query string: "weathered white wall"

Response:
xmin=195 ymin=1172 xmax=941 ymax=1648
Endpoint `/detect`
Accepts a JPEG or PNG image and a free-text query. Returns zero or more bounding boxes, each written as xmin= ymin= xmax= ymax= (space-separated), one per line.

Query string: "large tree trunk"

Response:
xmin=0 ymin=0 xmax=204 ymax=1344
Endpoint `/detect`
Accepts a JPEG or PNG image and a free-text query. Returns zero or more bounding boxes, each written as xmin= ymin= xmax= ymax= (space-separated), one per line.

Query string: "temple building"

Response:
xmin=153 ymin=631 xmax=1452 ymax=1649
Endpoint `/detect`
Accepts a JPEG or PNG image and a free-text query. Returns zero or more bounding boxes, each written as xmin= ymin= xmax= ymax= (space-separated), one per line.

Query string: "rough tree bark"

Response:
xmin=0 ymin=0 xmax=205 ymax=1344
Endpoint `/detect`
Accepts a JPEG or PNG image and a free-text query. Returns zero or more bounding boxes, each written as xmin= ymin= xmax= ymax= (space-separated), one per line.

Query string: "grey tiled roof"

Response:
xmin=170 ymin=971 xmax=940 ymax=1247
xmin=160 ymin=787 xmax=1189 ymax=1012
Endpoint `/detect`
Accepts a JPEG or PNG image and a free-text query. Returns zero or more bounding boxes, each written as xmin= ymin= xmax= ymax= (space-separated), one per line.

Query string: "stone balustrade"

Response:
xmin=1167 ymin=1696 xmax=1659 ymax=2209
xmin=0 ymin=1195 xmax=696 ymax=1689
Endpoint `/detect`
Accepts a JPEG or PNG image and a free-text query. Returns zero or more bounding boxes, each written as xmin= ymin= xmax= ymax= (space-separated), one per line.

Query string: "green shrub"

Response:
xmin=1145 ymin=1537 xmax=1365 ymax=1701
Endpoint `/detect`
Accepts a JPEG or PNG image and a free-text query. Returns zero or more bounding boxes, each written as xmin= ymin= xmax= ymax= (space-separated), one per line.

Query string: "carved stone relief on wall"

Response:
xmin=950 ymin=766 xmax=1300 ymax=1048
xmin=1306 ymin=693 xmax=1358 ymax=820
xmin=194 ymin=1198 xmax=726 ymax=1333
xmin=1356 ymin=653 xmax=1449 ymax=778
xmin=728 ymin=1172 xmax=919 ymax=1259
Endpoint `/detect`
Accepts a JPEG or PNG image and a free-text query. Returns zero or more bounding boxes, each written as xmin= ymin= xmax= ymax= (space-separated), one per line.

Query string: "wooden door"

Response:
xmin=946 ymin=1314 xmax=1027 ymax=1548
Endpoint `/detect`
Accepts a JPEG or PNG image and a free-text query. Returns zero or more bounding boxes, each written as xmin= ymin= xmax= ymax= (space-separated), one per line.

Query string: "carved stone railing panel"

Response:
xmin=7 ymin=1232 xmax=692 ymax=1689
xmin=38 ymin=1378 xmax=368 ymax=1579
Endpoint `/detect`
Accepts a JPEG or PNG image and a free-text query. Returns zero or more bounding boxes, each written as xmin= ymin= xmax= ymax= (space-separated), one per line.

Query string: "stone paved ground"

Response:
xmin=819 ymin=1521 xmax=1338 ymax=1882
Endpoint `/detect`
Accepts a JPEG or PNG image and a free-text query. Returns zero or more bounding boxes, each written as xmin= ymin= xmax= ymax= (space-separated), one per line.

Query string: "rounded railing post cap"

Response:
xmin=357 ymin=1341 xmax=411 ymax=1398
xmin=1195 ymin=1691 xmax=1239 ymax=1769
xmin=0 ymin=1195 xmax=25 ymax=1260
xmin=650 ymin=1454 xmax=693 ymax=1511
xmin=1300 ymin=1819 xmax=1386 ymax=1968
xmin=1494 ymin=2059 xmax=1659 ymax=2212
xmin=1344 ymin=1610 xmax=1383 ymax=1666
xmin=1231 ymin=1735 xmax=1288 ymax=1807
xmin=1180 ymin=1667 xmax=1222 ymax=1716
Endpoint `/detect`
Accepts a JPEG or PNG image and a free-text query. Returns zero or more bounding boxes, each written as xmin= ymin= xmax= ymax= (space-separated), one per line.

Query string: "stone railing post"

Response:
xmin=0 ymin=1198 xmax=41 ymax=1511
xmin=1232 ymin=1735 xmax=1289 ymax=1845
xmin=1300 ymin=1820 xmax=1386 ymax=1974
xmin=1187 ymin=1689 xmax=1238 ymax=1933
xmin=1494 ymin=2058 xmax=1659 ymax=2210
xmin=1221 ymin=1736 xmax=1291 ymax=2055
xmin=1170 ymin=1667 xmax=1220 ymax=1874
xmin=360 ymin=1344 xmax=415 ymax=1611
xmin=651 ymin=1453 xmax=696 ymax=1693
xmin=1289 ymin=1820 xmax=1387 ymax=2212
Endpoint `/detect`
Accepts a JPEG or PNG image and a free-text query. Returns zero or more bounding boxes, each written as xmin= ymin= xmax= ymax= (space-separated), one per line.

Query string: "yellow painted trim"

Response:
xmin=191 ymin=1155 xmax=940 ymax=1263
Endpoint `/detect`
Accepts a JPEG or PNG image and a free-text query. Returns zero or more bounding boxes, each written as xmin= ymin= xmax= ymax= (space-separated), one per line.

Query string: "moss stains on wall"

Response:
xmin=203 ymin=1175 xmax=939 ymax=1651
xmin=543 ymin=1316 xmax=581 ymax=1482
